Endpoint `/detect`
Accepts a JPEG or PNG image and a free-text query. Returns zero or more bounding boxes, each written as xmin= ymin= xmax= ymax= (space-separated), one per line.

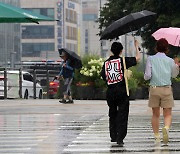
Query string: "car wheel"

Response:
xmin=24 ymin=90 xmax=28 ymax=99
xmin=39 ymin=90 xmax=43 ymax=99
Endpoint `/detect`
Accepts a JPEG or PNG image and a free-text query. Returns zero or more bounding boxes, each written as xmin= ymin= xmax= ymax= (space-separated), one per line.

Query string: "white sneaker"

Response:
xmin=162 ymin=127 xmax=169 ymax=144
xmin=154 ymin=137 xmax=161 ymax=146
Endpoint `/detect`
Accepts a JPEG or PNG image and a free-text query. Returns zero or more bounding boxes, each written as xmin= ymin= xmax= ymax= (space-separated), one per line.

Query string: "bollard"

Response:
xmin=4 ymin=69 xmax=7 ymax=99
xmin=33 ymin=69 xmax=36 ymax=99
xmin=19 ymin=68 xmax=22 ymax=98
xmin=46 ymin=70 xmax=50 ymax=99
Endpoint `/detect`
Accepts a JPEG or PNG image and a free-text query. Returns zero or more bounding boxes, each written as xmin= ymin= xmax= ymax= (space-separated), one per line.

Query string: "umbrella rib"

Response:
xmin=26 ymin=18 xmax=39 ymax=24
xmin=174 ymin=35 xmax=179 ymax=46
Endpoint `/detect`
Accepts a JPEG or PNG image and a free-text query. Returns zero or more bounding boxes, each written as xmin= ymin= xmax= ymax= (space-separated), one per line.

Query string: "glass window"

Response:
xmin=47 ymin=9 xmax=54 ymax=18
xmin=83 ymin=14 xmax=97 ymax=21
xmin=25 ymin=8 xmax=54 ymax=18
xmin=22 ymin=26 xmax=54 ymax=39
xmin=22 ymin=43 xmax=55 ymax=57
xmin=23 ymin=73 xmax=33 ymax=82
xmin=32 ymin=8 xmax=40 ymax=15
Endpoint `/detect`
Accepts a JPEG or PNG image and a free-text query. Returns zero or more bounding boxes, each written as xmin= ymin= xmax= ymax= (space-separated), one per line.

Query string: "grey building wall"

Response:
xmin=0 ymin=0 xmax=21 ymax=68
xmin=21 ymin=0 xmax=82 ymax=61
xmin=82 ymin=0 xmax=109 ymax=58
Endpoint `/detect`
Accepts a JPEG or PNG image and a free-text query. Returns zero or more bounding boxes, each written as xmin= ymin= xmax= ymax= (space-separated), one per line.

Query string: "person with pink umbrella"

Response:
xmin=144 ymin=38 xmax=179 ymax=145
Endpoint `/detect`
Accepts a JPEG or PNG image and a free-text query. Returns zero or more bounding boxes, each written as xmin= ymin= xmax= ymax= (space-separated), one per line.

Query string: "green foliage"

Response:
xmin=128 ymin=65 xmax=149 ymax=92
xmin=173 ymin=77 xmax=180 ymax=82
xmin=128 ymin=77 xmax=138 ymax=92
xmin=73 ymin=55 xmax=106 ymax=89
xmin=99 ymin=0 xmax=180 ymax=56
xmin=129 ymin=66 xmax=149 ymax=87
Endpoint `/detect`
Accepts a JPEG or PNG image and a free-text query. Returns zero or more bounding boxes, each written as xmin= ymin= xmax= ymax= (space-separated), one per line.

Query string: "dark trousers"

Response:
xmin=106 ymin=87 xmax=129 ymax=142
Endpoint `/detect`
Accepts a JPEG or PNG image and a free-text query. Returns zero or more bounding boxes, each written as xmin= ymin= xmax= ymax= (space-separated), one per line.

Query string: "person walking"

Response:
xmin=101 ymin=40 xmax=140 ymax=145
xmin=56 ymin=51 xmax=74 ymax=104
xmin=144 ymin=38 xmax=179 ymax=145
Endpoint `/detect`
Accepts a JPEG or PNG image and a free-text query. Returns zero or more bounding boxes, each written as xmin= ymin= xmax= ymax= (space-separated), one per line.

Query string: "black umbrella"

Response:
xmin=100 ymin=10 xmax=156 ymax=40
xmin=58 ymin=48 xmax=82 ymax=69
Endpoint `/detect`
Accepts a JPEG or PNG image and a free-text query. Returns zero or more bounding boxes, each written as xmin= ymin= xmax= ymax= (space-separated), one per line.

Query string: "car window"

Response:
xmin=23 ymin=73 xmax=33 ymax=82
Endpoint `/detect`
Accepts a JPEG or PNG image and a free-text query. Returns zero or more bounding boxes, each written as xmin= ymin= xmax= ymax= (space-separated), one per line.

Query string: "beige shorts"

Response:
xmin=148 ymin=86 xmax=174 ymax=108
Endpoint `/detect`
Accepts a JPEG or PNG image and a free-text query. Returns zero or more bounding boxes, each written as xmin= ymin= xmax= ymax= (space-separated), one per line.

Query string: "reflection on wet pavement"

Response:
xmin=63 ymin=116 xmax=180 ymax=153
xmin=0 ymin=114 xmax=104 ymax=153
xmin=0 ymin=114 xmax=180 ymax=153
xmin=0 ymin=99 xmax=180 ymax=153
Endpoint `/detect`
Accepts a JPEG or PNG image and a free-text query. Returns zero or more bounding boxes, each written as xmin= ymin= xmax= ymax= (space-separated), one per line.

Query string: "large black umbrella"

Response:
xmin=58 ymin=48 xmax=82 ymax=69
xmin=100 ymin=10 xmax=156 ymax=40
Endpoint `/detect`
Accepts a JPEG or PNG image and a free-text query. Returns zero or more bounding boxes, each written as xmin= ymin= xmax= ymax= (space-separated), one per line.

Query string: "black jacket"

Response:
xmin=101 ymin=55 xmax=136 ymax=89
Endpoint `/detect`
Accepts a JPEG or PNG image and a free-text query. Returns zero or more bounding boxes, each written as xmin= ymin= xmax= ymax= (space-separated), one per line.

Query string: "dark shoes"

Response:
xmin=117 ymin=141 xmax=124 ymax=146
xmin=111 ymin=139 xmax=117 ymax=142
xmin=59 ymin=99 xmax=66 ymax=103
xmin=59 ymin=99 xmax=74 ymax=104
xmin=66 ymin=100 xmax=74 ymax=104
xmin=111 ymin=138 xmax=124 ymax=146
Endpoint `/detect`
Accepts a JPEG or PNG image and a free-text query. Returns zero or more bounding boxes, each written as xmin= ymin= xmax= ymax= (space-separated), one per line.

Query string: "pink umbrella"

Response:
xmin=152 ymin=27 xmax=180 ymax=47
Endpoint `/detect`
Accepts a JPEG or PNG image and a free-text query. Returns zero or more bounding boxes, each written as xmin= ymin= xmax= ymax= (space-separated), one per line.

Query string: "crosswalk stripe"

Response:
xmin=63 ymin=115 xmax=180 ymax=153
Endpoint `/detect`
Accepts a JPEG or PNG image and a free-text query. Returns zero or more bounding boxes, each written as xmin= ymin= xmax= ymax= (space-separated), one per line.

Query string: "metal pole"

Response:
xmin=19 ymin=68 xmax=22 ymax=98
xmin=125 ymin=34 xmax=127 ymax=57
xmin=46 ymin=70 xmax=49 ymax=99
xmin=4 ymin=68 xmax=7 ymax=99
xmin=63 ymin=0 xmax=65 ymax=48
xmin=33 ymin=69 xmax=36 ymax=99
xmin=143 ymin=47 xmax=145 ymax=72
xmin=100 ymin=0 xmax=103 ymax=57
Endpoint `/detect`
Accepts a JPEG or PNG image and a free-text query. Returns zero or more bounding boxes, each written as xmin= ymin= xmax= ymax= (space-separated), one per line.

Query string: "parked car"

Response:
xmin=49 ymin=79 xmax=59 ymax=99
xmin=0 ymin=70 xmax=43 ymax=99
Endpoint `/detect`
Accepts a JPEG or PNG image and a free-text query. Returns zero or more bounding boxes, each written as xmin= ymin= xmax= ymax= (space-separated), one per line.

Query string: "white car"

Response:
xmin=0 ymin=70 xmax=43 ymax=99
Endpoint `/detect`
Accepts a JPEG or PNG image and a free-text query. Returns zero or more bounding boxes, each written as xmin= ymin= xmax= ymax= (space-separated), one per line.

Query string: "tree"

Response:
xmin=98 ymin=0 xmax=180 ymax=57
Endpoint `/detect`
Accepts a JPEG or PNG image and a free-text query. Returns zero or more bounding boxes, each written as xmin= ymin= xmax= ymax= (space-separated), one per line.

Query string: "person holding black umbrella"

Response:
xmin=56 ymin=51 xmax=74 ymax=104
xmin=101 ymin=39 xmax=140 ymax=145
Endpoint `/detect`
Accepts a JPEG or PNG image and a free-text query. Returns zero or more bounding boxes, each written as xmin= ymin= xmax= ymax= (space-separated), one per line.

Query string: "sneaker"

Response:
xmin=59 ymin=99 xmax=66 ymax=103
xmin=162 ymin=127 xmax=169 ymax=144
xmin=154 ymin=137 xmax=161 ymax=146
xmin=111 ymin=139 xmax=116 ymax=142
xmin=117 ymin=141 xmax=124 ymax=146
xmin=66 ymin=100 xmax=74 ymax=104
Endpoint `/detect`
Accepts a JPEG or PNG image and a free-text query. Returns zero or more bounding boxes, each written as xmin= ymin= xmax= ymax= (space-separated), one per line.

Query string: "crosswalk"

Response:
xmin=63 ymin=115 xmax=180 ymax=153
xmin=0 ymin=114 xmax=180 ymax=153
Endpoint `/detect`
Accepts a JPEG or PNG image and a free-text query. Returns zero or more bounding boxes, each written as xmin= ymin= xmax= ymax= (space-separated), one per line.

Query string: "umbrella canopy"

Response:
xmin=58 ymin=48 xmax=82 ymax=69
xmin=0 ymin=2 xmax=57 ymax=24
xmin=100 ymin=10 xmax=156 ymax=40
xmin=152 ymin=27 xmax=180 ymax=47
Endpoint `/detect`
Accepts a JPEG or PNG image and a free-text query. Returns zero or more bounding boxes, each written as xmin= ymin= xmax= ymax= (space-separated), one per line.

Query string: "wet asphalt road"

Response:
xmin=0 ymin=99 xmax=180 ymax=154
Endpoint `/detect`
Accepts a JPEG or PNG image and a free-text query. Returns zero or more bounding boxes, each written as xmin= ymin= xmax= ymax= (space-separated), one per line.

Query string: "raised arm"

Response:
xmin=172 ymin=58 xmax=179 ymax=78
xmin=134 ymin=40 xmax=141 ymax=63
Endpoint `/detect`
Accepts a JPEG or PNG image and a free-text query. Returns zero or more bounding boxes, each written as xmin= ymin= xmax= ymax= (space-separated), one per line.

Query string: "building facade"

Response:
xmin=21 ymin=0 xmax=81 ymax=61
xmin=0 ymin=0 xmax=21 ymax=67
xmin=82 ymin=0 xmax=109 ymax=57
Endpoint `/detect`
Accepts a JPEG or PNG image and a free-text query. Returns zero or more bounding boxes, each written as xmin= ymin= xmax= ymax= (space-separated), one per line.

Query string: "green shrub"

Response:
xmin=129 ymin=65 xmax=149 ymax=87
xmin=73 ymin=55 xmax=106 ymax=89
xmin=128 ymin=77 xmax=138 ymax=92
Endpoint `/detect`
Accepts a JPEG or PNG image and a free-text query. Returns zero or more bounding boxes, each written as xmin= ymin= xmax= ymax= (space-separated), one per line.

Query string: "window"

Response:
xmin=22 ymin=43 xmax=55 ymax=57
xmin=66 ymin=9 xmax=77 ymax=24
xmin=23 ymin=74 xmax=33 ymax=82
xmin=66 ymin=43 xmax=77 ymax=52
xmin=83 ymin=14 xmax=97 ymax=21
xmin=66 ymin=26 xmax=77 ymax=40
xmin=25 ymin=8 xmax=54 ymax=18
xmin=22 ymin=26 xmax=54 ymax=39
